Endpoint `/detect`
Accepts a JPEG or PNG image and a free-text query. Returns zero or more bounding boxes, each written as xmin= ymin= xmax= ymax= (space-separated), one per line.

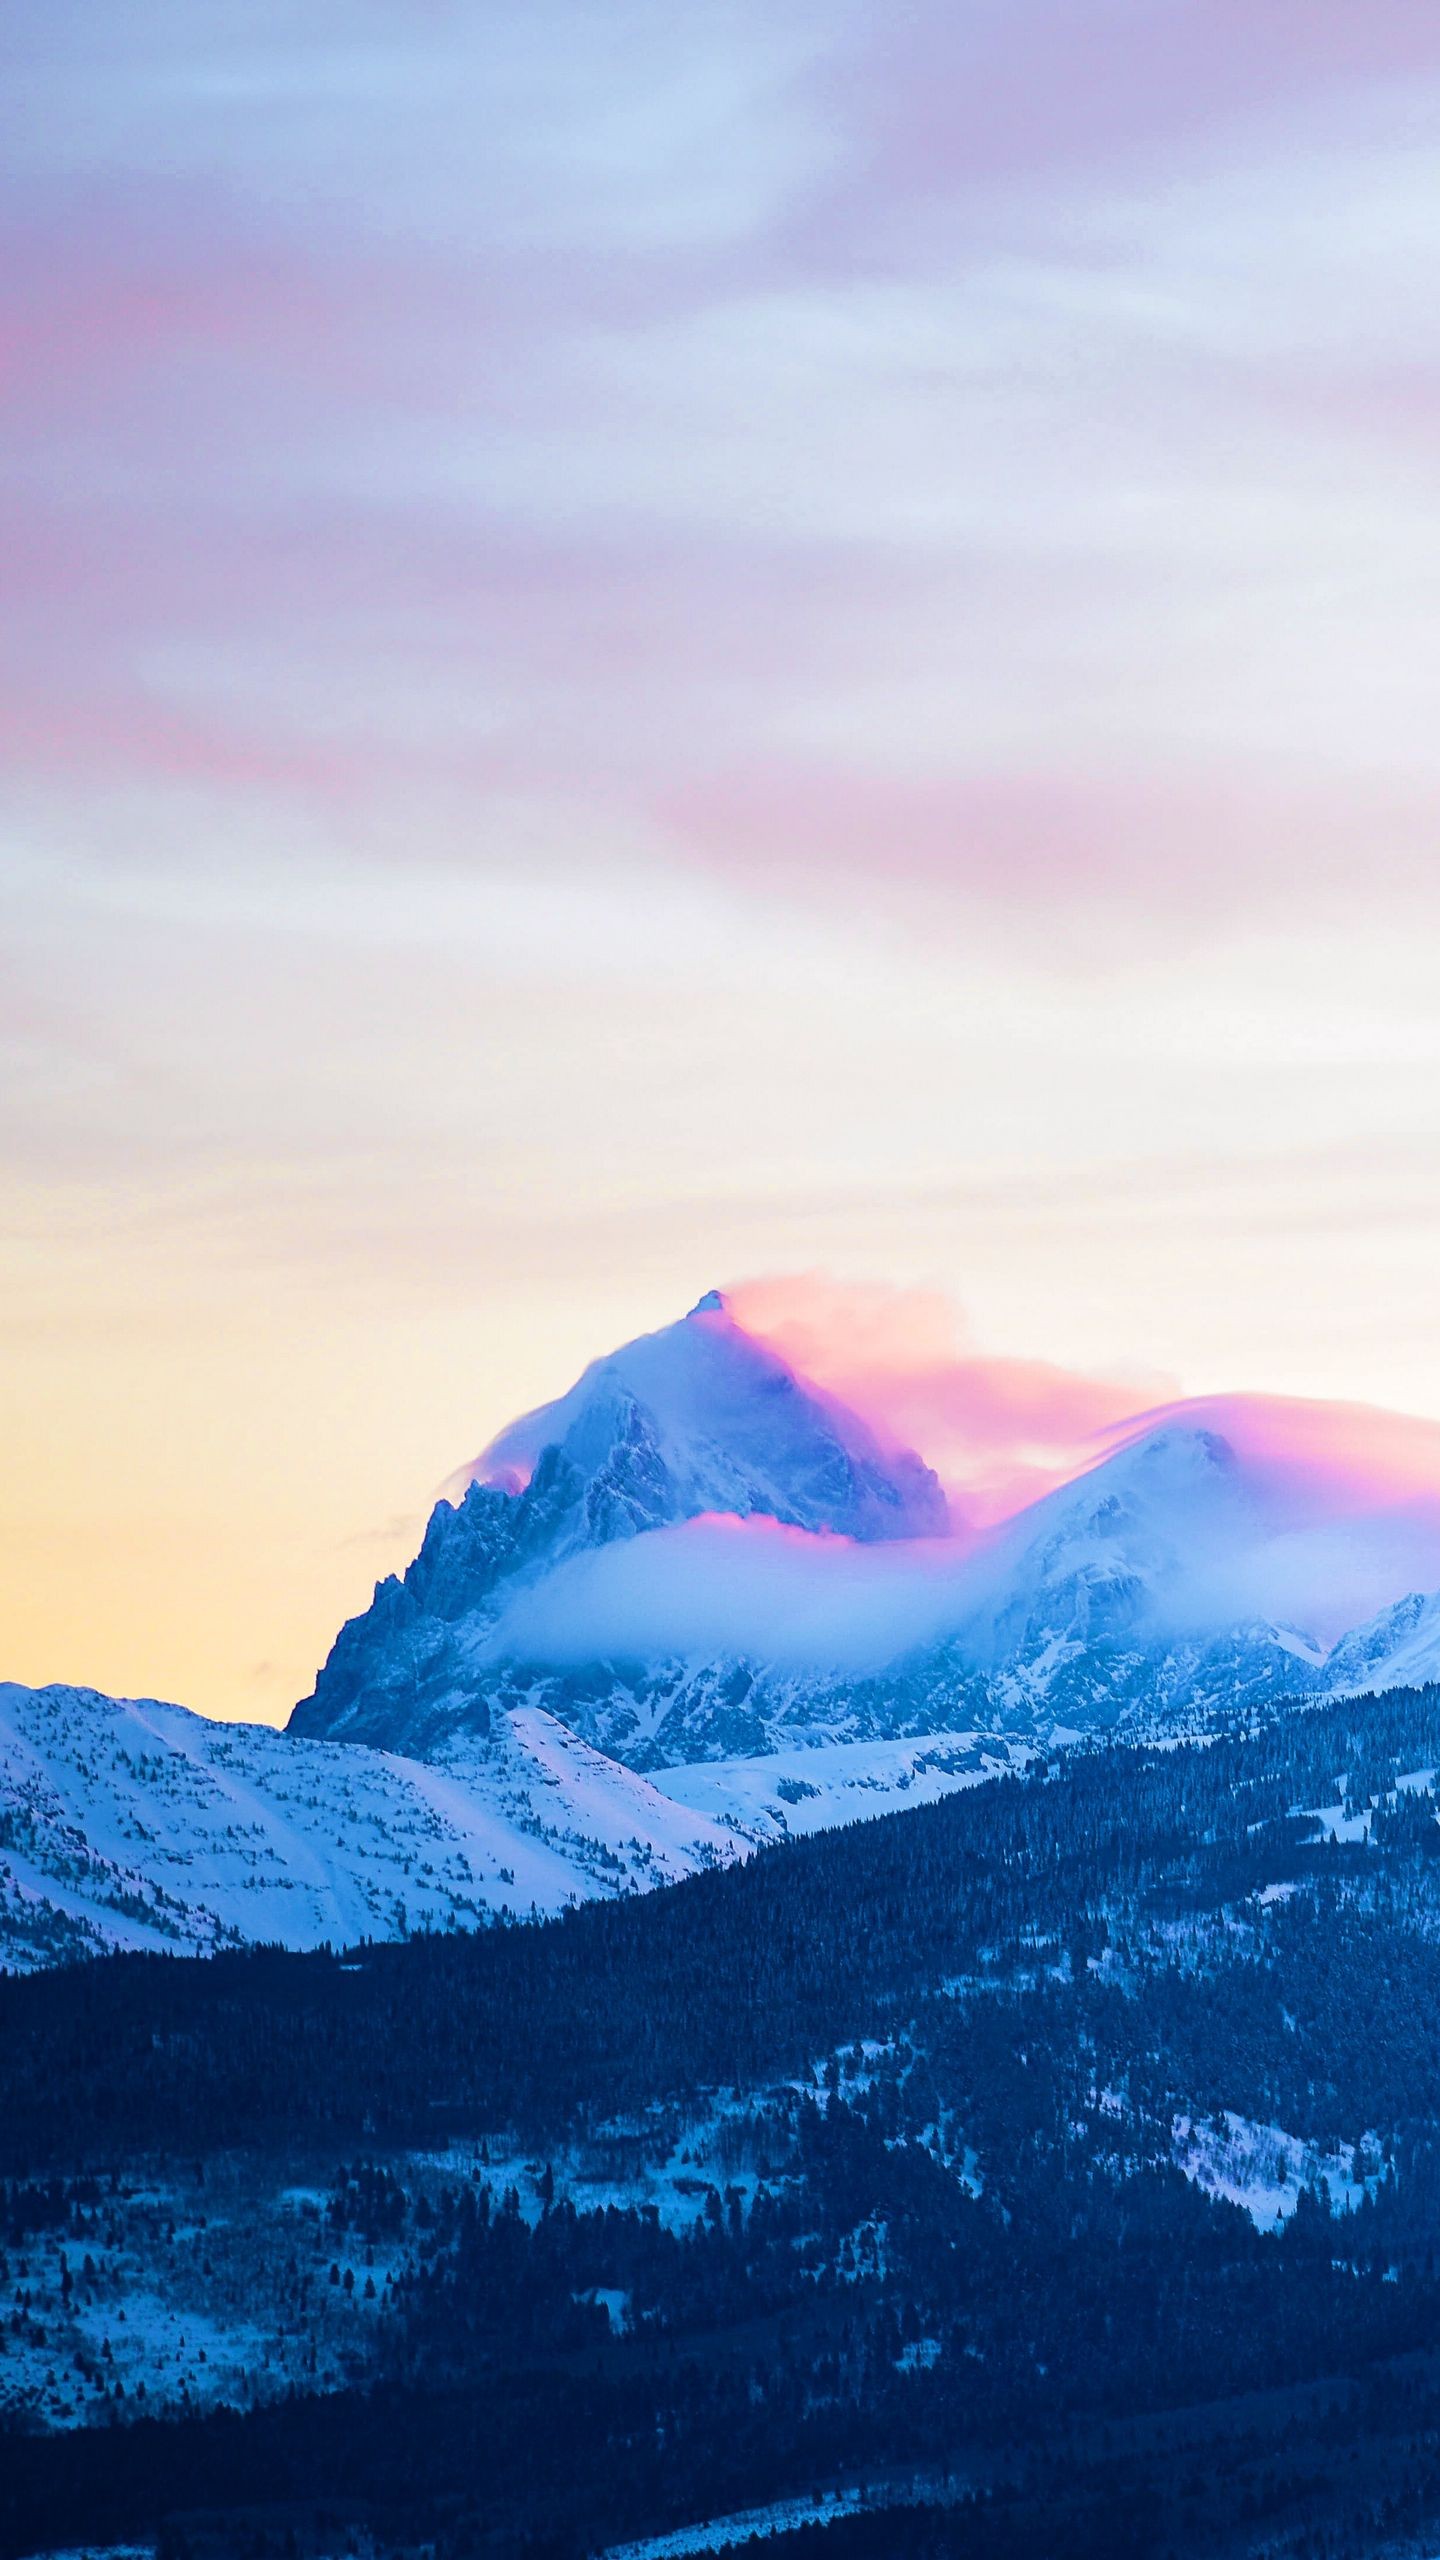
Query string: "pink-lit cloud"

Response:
xmin=725 ymin=1274 xmax=1173 ymax=1525
xmin=726 ymin=1277 xmax=1440 ymax=1588
xmin=805 ymin=0 xmax=1440 ymax=230
xmin=1105 ymin=1389 xmax=1440 ymax=1525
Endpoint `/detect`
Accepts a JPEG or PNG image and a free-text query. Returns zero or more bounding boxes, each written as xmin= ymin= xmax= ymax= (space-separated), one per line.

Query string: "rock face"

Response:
xmin=289 ymin=1297 xmax=1351 ymax=1768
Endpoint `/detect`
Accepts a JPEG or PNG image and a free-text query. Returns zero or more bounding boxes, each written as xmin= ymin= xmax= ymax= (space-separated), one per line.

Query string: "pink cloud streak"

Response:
xmin=725 ymin=1273 xmax=1171 ymax=1525
xmin=727 ymin=1275 xmax=1440 ymax=1549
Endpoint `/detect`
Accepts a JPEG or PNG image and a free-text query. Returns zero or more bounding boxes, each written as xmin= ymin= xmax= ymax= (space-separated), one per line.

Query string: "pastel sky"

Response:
xmin=5 ymin=3 xmax=1440 ymax=1724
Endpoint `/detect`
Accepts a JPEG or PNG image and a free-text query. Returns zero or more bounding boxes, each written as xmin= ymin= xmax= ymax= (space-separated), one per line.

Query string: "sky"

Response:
xmin=4 ymin=2 xmax=1440 ymax=1724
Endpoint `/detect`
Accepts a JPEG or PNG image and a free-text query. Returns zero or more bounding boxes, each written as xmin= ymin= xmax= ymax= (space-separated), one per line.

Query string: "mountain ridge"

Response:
xmin=0 ymin=1678 xmax=744 ymax=1971
xmin=13 ymin=1296 xmax=1440 ymax=1975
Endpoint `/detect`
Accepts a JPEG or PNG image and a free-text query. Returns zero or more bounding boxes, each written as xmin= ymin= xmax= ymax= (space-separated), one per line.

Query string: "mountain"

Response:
xmin=290 ymin=1290 xmax=949 ymax=1753
xmin=14 ymin=1301 xmax=1440 ymax=1974
xmin=484 ymin=1418 xmax=1334 ymax=1765
xmin=293 ymin=1301 xmax=1336 ymax=1767
xmin=0 ymin=1680 xmax=743 ymax=1972
xmin=940 ymin=1419 xmax=1329 ymax=1733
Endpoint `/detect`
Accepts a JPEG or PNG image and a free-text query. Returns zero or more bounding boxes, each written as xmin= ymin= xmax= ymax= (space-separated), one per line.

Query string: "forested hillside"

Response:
xmin=7 ymin=1684 xmax=1440 ymax=2559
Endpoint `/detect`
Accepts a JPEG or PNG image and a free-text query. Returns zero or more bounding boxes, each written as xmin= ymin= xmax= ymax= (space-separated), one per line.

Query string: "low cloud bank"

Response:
xmin=477 ymin=1403 xmax=1440 ymax=1675
xmin=725 ymin=1273 xmax=1175 ymax=1524
xmin=480 ymin=1514 xmax=972 ymax=1677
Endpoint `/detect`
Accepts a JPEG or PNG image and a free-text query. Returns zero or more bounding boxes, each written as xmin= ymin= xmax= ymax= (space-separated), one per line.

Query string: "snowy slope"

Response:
xmin=0 ymin=1682 xmax=742 ymax=1972
xmin=941 ymin=1422 xmax=1330 ymax=1731
xmin=1324 ymin=1589 xmax=1440 ymax=1700
xmin=966 ymin=1425 xmax=1259 ymax=1661
xmin=650 ymin=1731 xmax=1029 ymax=1842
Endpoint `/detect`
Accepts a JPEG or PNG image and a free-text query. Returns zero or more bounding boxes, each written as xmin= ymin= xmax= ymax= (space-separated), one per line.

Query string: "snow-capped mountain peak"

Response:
xmin=971 ymin=1423 xmax=1251 ymax=1638
xmin=453 ymin=1291 xmax=949 ymax=1544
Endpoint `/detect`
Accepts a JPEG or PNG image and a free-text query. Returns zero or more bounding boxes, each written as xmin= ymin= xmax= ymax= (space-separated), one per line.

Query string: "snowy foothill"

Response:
xmin=0 ymin=1683 xmax=1041 ymax=1975
xmin=0 ymin=1681 xmax=742 ymax=1971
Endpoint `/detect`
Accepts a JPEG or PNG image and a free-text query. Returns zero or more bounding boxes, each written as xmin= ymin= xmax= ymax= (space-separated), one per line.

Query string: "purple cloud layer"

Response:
xmin=6 ymin=0 xmax=1440 ymax=940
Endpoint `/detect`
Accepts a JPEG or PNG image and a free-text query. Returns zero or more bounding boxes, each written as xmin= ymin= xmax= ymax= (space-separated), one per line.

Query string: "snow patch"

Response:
xmin=1172 ymin=2111 xmax=1385 ymax=2232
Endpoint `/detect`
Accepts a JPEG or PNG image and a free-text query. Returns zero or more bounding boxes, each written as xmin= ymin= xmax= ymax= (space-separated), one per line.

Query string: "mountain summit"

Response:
xmin=451 ymin=1290 xmax=949 ymax=1541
